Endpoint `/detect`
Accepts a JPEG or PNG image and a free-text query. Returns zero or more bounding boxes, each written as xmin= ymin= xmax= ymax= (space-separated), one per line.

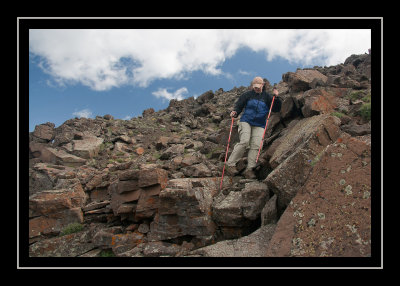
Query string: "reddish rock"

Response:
xmin=29 ymin=207 xmax=83 ymax=239
xmin=29 ymin=184 xmax=87 ymax=218
xmin=138 ymin=168 xmax=169 ymax=189
xmin=148 ymin=177 xmax=225 ymax=241
xmin=283 ymin=69 xmax=328 ymax=92
xmin=135 ymin=185 xmax=161 ymax=220
xmin=93 ymin=229 xmax=145 ymax=255
xmin=110 ymin=183 xmax=142 ymax=216
xmin=298 ymin=88 xmax=338 ymax=118
xmin=266 ymin=115 xmax=341 ymax=211
xmin=266 ymin=134 xmax=371 ymax=257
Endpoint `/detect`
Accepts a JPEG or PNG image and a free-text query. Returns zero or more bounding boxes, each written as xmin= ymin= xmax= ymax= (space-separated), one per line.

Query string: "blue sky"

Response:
xmin=29 ymin=29 xmax=371 ymax=132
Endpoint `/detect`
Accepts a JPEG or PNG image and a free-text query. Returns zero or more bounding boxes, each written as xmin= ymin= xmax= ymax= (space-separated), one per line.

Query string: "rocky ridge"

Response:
xmin=28 ymin=52 xmax=372 ymax=257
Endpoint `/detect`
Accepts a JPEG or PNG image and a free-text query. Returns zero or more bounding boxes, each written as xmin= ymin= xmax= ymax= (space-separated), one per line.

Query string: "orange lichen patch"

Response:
xmin=311 ymin=94 xmax=337 ymax=114
xmin=135 ymin=147 xmax=145 ymax=155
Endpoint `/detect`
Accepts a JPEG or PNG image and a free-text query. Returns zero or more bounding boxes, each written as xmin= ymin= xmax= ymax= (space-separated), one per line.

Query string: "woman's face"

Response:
xmin=252 ymin=82 xmax=264 ymax=93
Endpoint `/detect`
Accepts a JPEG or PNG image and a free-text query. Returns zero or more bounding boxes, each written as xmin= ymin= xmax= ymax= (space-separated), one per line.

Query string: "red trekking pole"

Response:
xmin=220 ymin=116 xmax=234 ymax=190
xmin=255 ymin=95 xmax=276 ymax=164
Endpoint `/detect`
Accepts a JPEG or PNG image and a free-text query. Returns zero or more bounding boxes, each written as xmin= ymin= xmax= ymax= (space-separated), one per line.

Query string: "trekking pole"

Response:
xmin=220 ymin=116 xmax=234 ymax=190
xmin=255 ymin=95 xmax=276 ymax=164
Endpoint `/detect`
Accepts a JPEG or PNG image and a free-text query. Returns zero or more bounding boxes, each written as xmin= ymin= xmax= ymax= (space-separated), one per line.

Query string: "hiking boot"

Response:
xmin=243 ymin=169 xmax=256 ymax=179
xmin=225 ymin=165 xmax=239 ymax=176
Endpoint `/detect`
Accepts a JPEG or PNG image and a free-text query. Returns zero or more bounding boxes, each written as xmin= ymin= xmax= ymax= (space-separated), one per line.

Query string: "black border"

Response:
xmin=18 ymin=17 xmax=382 ymax=269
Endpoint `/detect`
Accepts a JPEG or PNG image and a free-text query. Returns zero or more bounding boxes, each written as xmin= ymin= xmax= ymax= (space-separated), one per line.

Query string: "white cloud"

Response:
xmin=29 ymin=29 xmax=371 ymax=91
xmin=72 ymin=109 xmax=93 ymax=118
xmin=152 ymin=87 xmax=188 ymax=101
xmin=238 ymin=70 xmax=252 ymax=76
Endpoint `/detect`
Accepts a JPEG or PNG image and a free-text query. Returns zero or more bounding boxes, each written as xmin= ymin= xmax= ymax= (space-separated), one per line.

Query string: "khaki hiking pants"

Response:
xmin=227 ymin=121 xmax=264 ymax=170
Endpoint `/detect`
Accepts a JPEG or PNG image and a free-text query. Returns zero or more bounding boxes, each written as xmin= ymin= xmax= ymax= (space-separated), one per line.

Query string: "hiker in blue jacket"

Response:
xmin=226 ymin=76 xmax=282 ymax=179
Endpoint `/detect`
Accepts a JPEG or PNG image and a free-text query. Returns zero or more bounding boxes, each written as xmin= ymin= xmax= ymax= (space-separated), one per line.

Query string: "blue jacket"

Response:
xmin=233 ymin=90 xmax=282 ymax=128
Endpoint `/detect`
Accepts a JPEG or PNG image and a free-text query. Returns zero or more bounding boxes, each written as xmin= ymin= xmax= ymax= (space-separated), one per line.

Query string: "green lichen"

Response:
xmin=344 ymin=185 xmax=353 ymax=196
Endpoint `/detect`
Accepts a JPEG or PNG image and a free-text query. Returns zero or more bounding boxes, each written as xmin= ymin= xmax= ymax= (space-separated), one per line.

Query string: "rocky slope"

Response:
xmin=28 ymin=52 xmax=372 ymax=257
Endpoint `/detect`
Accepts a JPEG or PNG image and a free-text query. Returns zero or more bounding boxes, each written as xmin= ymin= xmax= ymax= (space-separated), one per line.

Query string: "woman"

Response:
xmin=226 ymin=76 xmax=282 ymax=179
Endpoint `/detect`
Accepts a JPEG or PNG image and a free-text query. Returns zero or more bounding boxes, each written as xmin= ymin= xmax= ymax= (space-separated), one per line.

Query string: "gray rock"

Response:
xmin=189 ymin=224 xmax=276 ymax=257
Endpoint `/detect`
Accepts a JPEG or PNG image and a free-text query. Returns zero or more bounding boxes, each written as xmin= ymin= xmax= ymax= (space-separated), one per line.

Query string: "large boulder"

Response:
xmin=29 ymin=144 xmax=87 ymax=167
xmin=109 ymin=167 xmax=168 ymax=220
xmin=147 ymin=177 xmax=227 ymax=242
xmin=29 ymin=181 xmax=88 ymax=240
xmin=211 ymin=181 xmax=270 ymax=239
xmin=269 ymin=114 xmax=341 ymax=168
xmin=32 ymin=122 xmax=55 ymax=142
xmin=282 ymin=69 xmax=328 ymax=92
xmin=29 ymin=228 xmax=95 ymax=257
xmin=69 ymin=134 xmax=104 ymax=159
xmin=265 ymin=115 xmax=341 ymax=212
xmin=296 ymin=88 xmax=344 ymax=118
xmin=265 ymin=134 xmax=371 ymax=257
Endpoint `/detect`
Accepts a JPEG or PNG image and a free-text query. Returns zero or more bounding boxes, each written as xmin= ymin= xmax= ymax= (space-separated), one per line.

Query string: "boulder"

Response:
xmin=32 ymin=122 xmax=55 ymax=141
xmin=296 ymin=88 xmax=338 ymax=118
xmin=160 ymin=144 xmax=185 ymax=160
xmin=29 ymin=184 xmax=87 ymax=218
xmin=29 ymin=181 xmax=88 ymax=239
xmin=241 ymin=181 xmax=270 ymax=220
xmin=29 ymin=228 xmax=95 ymax=257
xmin=211 ymin=181 xmax=269 ymax=239
xmin=212 ymin=181 xmax=269 ymax=223
xmin=265 ymin=115 xmax=341 ymax=212
xmin=86 ymin=172 xmax=110 ymax=191
xmin=269 ymin=114 xmax=341 ymax=168
xmin=29 ymin=208 xmax=83 ymax=239
xmin=155 ymin=136 xmax=170 ymax=150
xmin=109 ymin=181 xmax=141 ymax=217
xmin=265 ymin=134 xmax=371 ymax=257
xmin=71 ymin=134 xmax=104 ymax=159
xmin=138 ymin=168 xmax=169 ymax=189
xmin=182 ymin=163 xmax=212 ymax=178
xmin=196 ymin=90 xmax=214 ymax=105
xmin=189 ymin=224 xmax=276 ymax=257
xmin=30 ymin=145 xmax=86 ymax=167
xmin=29 ymin=163 xmax=76 ymax=195
xmin=148 ymin=177 xmax=226 ymax=241
xmin=110 ymin=167 xmax=168 ymax=219
xmin=212 ymin=191 xmax=243 ymax=226
xmin=280 ymin=97 xmax=297 ymax=119
xmin=283 ymin=69 xmax=328 ymax=92
xmin=341 ymin=122 xmax=371 ymax=136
